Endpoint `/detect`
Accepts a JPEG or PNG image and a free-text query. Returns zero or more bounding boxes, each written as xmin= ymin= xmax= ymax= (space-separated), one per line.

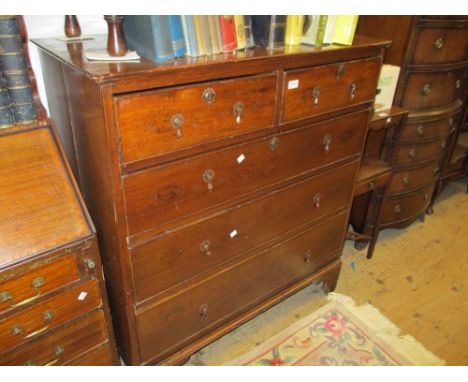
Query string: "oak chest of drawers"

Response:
xmin=0 ymin=123 xmax=118 ymax=365
xmin=357 ymin=16 xmax=468 ymax=227
xmin=34 ymin=34 xmax=388 ymax=365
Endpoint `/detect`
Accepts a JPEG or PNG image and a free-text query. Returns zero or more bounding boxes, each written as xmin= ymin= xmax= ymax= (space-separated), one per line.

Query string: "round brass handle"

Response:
xmin=304 ymin=250 xmax=311 ymax=263
xmin=199 ymin=304 xmax=209 ymax=321
xmin=171 ymin=114 xmax=184 ymax=138
xmin=202 ymin=88 xmax=216 ymax=103
xmin=200 ymin=240 xmax=212 ymax=256
xmin=409 ymin=148 xmax=418 ymax=160
xmin=424 ymin=194 xmax=430 ymax=201
xmin=402 ymin=176 xmax=410 ymax=186
xmin=202 ymin=169 xmax=215 ymax=191
xmin=416 ymin=125 xmax=424 ymax=135
xmin=434 ymin=37 xmax=444 ymax=49
xmin=394 ymin=205 xmax=402 ymax=214
xmin=85 ymin=259 xmax=96 ymax=269
xmin=269 ymin=136 xmax=279 ymax=151
xmin=422 ymin=83 xmax=432 ymax=96
xmin=11 ymin=325 xmax=23 ymax=336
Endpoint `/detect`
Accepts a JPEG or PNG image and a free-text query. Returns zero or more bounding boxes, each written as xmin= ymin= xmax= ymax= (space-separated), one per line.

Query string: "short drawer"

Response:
xmin=0 ymin=255 xmax=79 ymax=314
xmin=66 ymin=343 xmax=115 ymax=366
xmin=124 ymin=111 xmax=368 ymax=235
xmin=396 ymin=139 xmax=444 ymax=166
xmin=0 ymin=279 xmax=101 ymax=352
xmin=380 ymin=184 xmax=435 ymax=225
xmin=281 ymin=57 xmax=380 ymax=123
xmin=411 ymin=27 xmax=468 ymax=65
xmin=0 ymin=310 xmax=107 ymax=365
xmin=402 ymin=70 xmax=465 ymax=110
xmin=135 ymin=211 xmax=348 ymax=363
xmin=388 ymin=160 xmax=439 ymax=195
xmin=114 ymin=73 xmax=277 ymax=164
xmin=131 ymin=161 xmax=357 ymax=302
xmin=401 ymin=114 xmax=459 ymax=142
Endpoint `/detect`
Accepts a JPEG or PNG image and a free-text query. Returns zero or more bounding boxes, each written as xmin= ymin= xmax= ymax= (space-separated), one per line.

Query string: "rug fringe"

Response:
xmin=327 ymin=292 xmax=445 ymax=365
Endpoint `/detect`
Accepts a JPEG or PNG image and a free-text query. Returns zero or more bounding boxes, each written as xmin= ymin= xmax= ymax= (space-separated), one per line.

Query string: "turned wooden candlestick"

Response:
xmin=104 ymin=15 xmax=127 ymax=57
xmin=64 ymin=15 xmax=81 ymax=38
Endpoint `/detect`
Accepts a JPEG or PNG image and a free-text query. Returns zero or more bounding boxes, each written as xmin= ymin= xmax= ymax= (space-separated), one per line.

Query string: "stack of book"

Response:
xmin=122 ymin=15 xmax=359 ymax=63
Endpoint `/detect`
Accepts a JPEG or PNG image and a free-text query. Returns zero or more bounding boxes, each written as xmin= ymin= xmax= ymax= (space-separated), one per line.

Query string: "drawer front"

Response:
xmin=115 ymin=73 xmax=277 ymax=164
xmin=402 ymin=70 xmax=465 ymax=110
xmin=281 ymin=58 xmax=380 ymax=123
xmin=381 ymin=184 xmax=435 ymax=225
xmin=0 ymin=279 xmax=101 ymax=352
xmin=136 ymin=212 xmax=348 ymax=362
xmin=396 ymin=139 xmax=443 ymax=166
xmin=132 ymin=161 xmax=357 ymax=302
xmin=389 ymin=160 xmax=439 ymax=194
xmin=401 ymin=114 xmax=459 ymax=142
xmin=66 ymin=343 xmax=115 ymax=365
xmin=0 ymin=310 xmax=107 ymax=365
xmin=0 ymin=255 xmax=79 ymax=314
xmin=412 ymin=27 xmax=468 ymax=65
xmin=124 ymin=111 xmax=368 ymax=235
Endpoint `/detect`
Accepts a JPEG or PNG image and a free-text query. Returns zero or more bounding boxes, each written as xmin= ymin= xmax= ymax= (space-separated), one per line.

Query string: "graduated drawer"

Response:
xmin=411 ymin=27 xmax=468 ymax=65
xmin=396 ymin=139 xmax=444 ymax=166
xmin=114 ymin=73 xmax=277 ymax=164
xmin=402 ymin=69 xmax=465 ymax=110
xmin=66 ymin=343 xmax=115 ymax=365
xmin=0 ymin=310 xmax=107 ymax=365
xmin=380 ymin=184 xmax=435 ymax=225
xmin=131 ymin=161 xmax=357 ymax=302
xmin=0 ymin=255 xmax=79 ymax=314
xmin=135 ymin=211 xmax=348 ymax=363
xmin=388 ymin=160 xmax=439 ymax=195
xmin=281 ymin=57 xmax=380 ymax=123
xmin=124 ymin=111 xmax=368 ymax=236
xmin=0 ymin=279 xmax=101 ymax=353
xmin=401 ymin=114 xmax=459 ymax=142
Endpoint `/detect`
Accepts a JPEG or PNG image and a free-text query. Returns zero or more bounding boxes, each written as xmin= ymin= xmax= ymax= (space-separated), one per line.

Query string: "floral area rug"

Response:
xmin=225 ymin=294 xmax=444 ymax=366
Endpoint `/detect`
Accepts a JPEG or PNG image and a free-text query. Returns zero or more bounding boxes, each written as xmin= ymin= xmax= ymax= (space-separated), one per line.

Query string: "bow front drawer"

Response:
xmin=401 ymin=113 xmax=460 ymax=142
xmin=114 ymin=73 xmax=277 ymax=165
xmin=389 ymin=160 xmax=440 ymax=195
xmin=281 ymin=58 xmax=380 ymax=123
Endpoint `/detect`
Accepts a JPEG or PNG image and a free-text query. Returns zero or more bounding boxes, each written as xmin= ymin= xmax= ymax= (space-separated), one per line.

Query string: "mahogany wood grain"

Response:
xmin=395 ymin=138 xmax=445 ymax=167
xmin=389 ymin=159 xmax=440 ymax=195
xmin=124 ymin=111 xmax=368 ymax=236
xmin=353 ymin=158 xmax=391 ymax=197
xmin=136 ymin=212 xmax=348 ymax=363
xmin=66 ymin=343 xmax=115 ymax=365
xmin=401 ymin=113 xmax=460 ymax=142
xmin=281 ymin=58 xmax=381 ymax=123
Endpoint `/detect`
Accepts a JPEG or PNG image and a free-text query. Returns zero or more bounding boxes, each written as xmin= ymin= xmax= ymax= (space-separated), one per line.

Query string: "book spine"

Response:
xmin=315 ymin=16 xmax=328 ymax=46
xmin=267 ymin=15 xmax=286 ymax=49
xmin=243 ymin=16 xmax=255 ymax=49
xmin=208 ymin=15 xmax=222 ymax=54
xmin=285 ymin=15 xmax=304 ymax=45
xmin=333 ymin=15 xmax=359 ymax=45
xmin=123 ymin=16 xmax=158 ymax=61
xmin=193 ymin=16 xmax=206 ymax=56
xmin=168 ymin=16 xmax=187 ymax=58
xmin=200 ymin=15 xmax=214 ymax=56
xmin=251 ymin=16 xmax=271 ymax=48
xmin=182 ymin=16 xmax=199 ymax=57
xmin=152 ymin=16 xmax=174 ymax=62
xmin=234 ymin=15 xmax=246 ymax=50
xmin=0 ymin=16 xmax=37 ymax=124
xmin=323 ymin=15 xmax=337 ymax=44
xmin=219 ymin=15 xmax=237 ymax=53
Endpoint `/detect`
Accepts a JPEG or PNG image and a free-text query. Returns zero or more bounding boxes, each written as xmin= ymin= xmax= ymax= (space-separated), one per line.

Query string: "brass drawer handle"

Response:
xmin=269 ymin=136 xmax=279 ymax=151
xmin=433 ymin=166 xmax=440 ymax=176
xmin=455 ymin=79 xmax=461 ymax=89
xmin=448 ymin=118 xmax=454 ymax=127
xmin=11 ymin=309 xmax=54 ymax=339
xmin=440 ymin=140 xmax=446 ymax=149
xmin=409 ymin=148 xmax=418 ymax=160
xmin=313 ymin=193 xmax=321 ymax=208
xmin=85 ymin=259 xmax=96 ymax=269
xmin=416 ymin=125 xmax=424 ymax=135
xmin=312 ymin=86 xmax=320 ymax=106
xmin=200 ymin=240 xmax=212 ymax=256
xmin=394 ymin=205 xmax=402 ymax=214
xmin=323 ymin=135 xmax=332 ymax=154
xmin=368 ymin=181 xmax=375 ymax=190
xmin=202 ymin=87 xmax=216 ymax=104
xmin=336 ymin=63 xmax=346 ymax=79
xmin=171 ymin=114 xmax=184 ymax=139
xmin=233 ymin=101 xmax=244 ymax=124
xmin=422 ymin=83 xmax=432 ymax=96
xmin=25 ymin=345 xmax=64 ymax=366
xmin=349 ymin=80 xmax=356 ymax=100
xmin=199 ymin=304 xmax=209 ymax=321
xmin=434 ymin=37 xmax=444 ymax=49
xmin=402 ymin=176 xmax=410 ymax=186
xmin=1 ymin=276 xmax=45 ymax=308
xmin=202 ymin=169 xmax=215 ymax=191
xmin=424 ymin=193 xmax=430 ymax=201
xmin=304 ymin=250 xmax=311 ymax=263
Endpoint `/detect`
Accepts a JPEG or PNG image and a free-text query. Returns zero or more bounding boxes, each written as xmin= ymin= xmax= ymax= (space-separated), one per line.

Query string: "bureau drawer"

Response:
xmin=136 ymin=211 xmax=347 ymax=362
xmin=124 ymin=111 xmax=368 ymax=235
xmin=396 ymin=139 xmax=443 ymax=166
xmin=0 ymin=255 xmax=79 ymax=314
xmin=66 ymin=343 xmax=115 ymax=365
xmin=114 ymin=73 xmax=277 ymax=164
xmin=411 ymin=27 xmax=468 ymax=65
xmin=401 ymin=114 xmax=459 ymax=142
xmin=380 ymin=184 xmax=435 ymax=225
xmin=0 ymin=310 xmax=107 ymax=365
xmin=281 ymin=58 xmax=380 ymax=123
xmin=131 ymin=161 xmax=357 ymax=302
xmin=388 ymin=160 xmax=439 ymax=195
xmin=402 ymin=70 xmax=465 ymax=110
xmin=0 ymin=279 xmax=101 ymax=352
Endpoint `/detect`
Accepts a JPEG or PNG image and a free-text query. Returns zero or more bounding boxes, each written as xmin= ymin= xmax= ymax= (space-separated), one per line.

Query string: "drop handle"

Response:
xmin=323 ymin=135 xmax=332 ymax=154
xmin=171 ymin=113 xmax=184 ymax=139
xmin=402 ymin=176 xmax=410 ymax=186
xmin=349 ymin=80 xmax=356 ymax=100
xmin=394 ymin=205 xmax=402 ymax=214
xmin=434 ymin=37 xmax=444 ymax=49
xmin=416 ymin=125 xmax=424 ymax=135
xmin=409 ymin=148 xmax=418 ymax=160
xmin=422 ymin=84 xmax=432 ymax=96
xmin=313 ymin=193 xmax=321 ymax=208
xmin=0 ymin=276 xmax=44 ymax=307
xmin=233 ymin=101 xmax=244 ymax=124
xmin=200 ymin=240 xmax=212 ymax=256
xmin=199 ymin=304 xmax=209 ymax=321
xmin=202 ymin=169 xmax=215 ymax=191
xmin=312 ymin=86 xmax=320 ymax=105
xmin=304 ymin=250 xmax=311 ymax=263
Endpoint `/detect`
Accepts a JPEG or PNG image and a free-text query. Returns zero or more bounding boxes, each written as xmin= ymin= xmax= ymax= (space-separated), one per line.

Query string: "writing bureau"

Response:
xmin=33 ymin=34 xmax=390 ymax=365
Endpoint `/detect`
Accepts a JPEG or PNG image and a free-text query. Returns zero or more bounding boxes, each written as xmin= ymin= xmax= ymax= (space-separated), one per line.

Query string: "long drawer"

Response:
xmin=124 ymin=111 xmax=368 ymax=236
xmin=132 ymin=161 xmax=358 ymax=302
xmin=388 ymin=159 xmax=439 ymax=195
xmin=0 ymin=279 xmax=101 ymax=352
xmin=281 ymin=57 xmax=380 ymax=123
xmin=0 ymin=310 xmax=107 ymax=365
xmin=114 ymin=73 xmax=277 ymax=164
xmin=401 ymin=113 xmax=459 ymax=142
xmin=135 ymin=211 xmax=348 ymax=363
